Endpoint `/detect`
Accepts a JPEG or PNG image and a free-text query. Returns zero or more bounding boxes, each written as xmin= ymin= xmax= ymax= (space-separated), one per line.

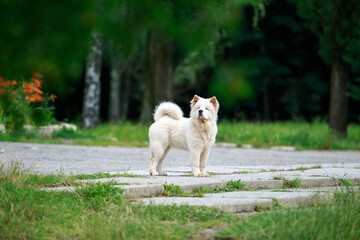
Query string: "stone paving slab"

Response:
xmin=75 ymin=164 xmax=360 ymax=199
xmin=140 ymin=189 xmax=333 ymax=212
xmin=40 ymin=162 xmax=360 ymax=200
xmin=141 ymin=197 xmax=274 ymax=213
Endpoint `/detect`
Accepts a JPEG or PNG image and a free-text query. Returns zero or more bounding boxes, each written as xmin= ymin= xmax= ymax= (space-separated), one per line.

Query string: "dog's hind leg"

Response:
xmin=156 ymin=146 xmax=170 ymax=176
xmin=149 ymin=145 xmax=168 ymax=176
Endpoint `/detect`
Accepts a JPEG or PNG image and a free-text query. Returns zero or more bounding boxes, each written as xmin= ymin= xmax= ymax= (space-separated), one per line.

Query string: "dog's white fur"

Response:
xmin=149 ymin=95 xmax=219 ymax=177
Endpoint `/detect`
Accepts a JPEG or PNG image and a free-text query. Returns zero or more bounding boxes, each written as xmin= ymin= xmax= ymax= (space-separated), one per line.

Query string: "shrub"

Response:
xmin=0 ymin=73 xmax=56 ymax=132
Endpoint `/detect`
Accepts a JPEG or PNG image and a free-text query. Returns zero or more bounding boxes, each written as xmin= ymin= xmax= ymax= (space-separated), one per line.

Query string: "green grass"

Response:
xmin=1 ymin=160 xmax=360 ymax=239
xmin=0 ymin=163 xmax=237 ymax=240
xmin=216 ymin=191 xmax=360 ymax=240
xmin=1 ymin=121 xmax=360 ymax=150
xmin=217 ymin=120 xmax=360 ymax=150
xmin=283 ymin=178 xmax=303 ymax=188
xmin=339 ymin=174 xmax=356 ymax=187
xmin=272 ymin=175 xmax=285 ymax=180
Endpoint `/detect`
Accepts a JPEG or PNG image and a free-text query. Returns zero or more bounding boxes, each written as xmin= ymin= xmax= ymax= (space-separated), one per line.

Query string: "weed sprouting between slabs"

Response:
xmin=161 ymin=183 xmax=205 ymax=197
xmin=160 ymin=180 xmax=248 ymax=197
xmin=339 ymin=174 xmax=356 ymax=187
xmin=76 ymin=172 xmax=140 ymax=180
xmin=283 ymin=178 xmax=303 ymax=189
xmin=272 ymin=175 xmax=285 ymax=180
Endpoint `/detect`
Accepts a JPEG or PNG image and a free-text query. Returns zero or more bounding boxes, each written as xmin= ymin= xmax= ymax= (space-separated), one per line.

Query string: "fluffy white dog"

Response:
xmin=149 ymin=95 xmax=219 ymax=177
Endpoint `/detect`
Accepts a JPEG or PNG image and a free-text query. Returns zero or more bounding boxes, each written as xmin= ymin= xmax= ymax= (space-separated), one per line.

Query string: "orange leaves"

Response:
xmin=0 ymin=76 xmax=17 ymax=96
xmin=50 ymin=93 xmax=57 ymax=102
xmin=0 ymin=76 xmax=17 ymax=88
xmin=0 ymin=72 xmax=56 ymax=103
xmin=24 ymin=72 xmax=45 ymax=102
xmin=32 ymin=72 xmax=43 ymax=79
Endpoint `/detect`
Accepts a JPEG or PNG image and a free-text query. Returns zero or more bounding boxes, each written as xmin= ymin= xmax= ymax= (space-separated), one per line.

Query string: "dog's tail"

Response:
xmin=153 ymin=102 xmax=183 ymax=122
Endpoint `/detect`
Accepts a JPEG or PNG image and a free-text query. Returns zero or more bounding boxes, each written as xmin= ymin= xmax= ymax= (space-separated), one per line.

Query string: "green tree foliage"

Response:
xmin=213 ymin=1 xmax=329 ymax=120
xmin=0 ymin=0 xmax=98 ymax=96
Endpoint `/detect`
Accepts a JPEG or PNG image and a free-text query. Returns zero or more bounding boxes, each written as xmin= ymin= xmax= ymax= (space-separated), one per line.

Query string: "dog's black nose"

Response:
xmin=199 ymin=109 xmax=203 ymax=114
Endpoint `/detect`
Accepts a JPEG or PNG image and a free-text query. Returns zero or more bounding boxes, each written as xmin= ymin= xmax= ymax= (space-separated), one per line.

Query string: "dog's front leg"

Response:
xmin=189 ymin=150 xmax=202 ymax=177
xmin=199 ymin=148 xmax=210 ymax=177
xmin=190 ymin=149 xmax=209 ymax=177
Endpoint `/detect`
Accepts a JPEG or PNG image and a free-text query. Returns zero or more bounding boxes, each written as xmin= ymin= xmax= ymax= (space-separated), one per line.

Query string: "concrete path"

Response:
xmin=1 ymin=141 xmax=360 ymax=213
xmin=1 ymin=141 xmax=359 ymax=174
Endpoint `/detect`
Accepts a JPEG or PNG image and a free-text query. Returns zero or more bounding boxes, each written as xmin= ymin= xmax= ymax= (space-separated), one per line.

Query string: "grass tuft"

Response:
xmin=283 ymin=178 xmax=303 ymax=189
xmin=339 ymin=174 xmax=356 ymax=187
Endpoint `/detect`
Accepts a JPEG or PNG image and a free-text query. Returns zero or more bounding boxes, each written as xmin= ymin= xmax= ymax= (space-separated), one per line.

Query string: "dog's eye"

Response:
xmin=205 ymin=108 xmax=209 ymax=110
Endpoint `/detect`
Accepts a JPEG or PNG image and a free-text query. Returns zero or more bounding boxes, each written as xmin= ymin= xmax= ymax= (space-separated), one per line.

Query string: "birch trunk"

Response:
xmin=82 ymin=30 xmax=103 ymax=128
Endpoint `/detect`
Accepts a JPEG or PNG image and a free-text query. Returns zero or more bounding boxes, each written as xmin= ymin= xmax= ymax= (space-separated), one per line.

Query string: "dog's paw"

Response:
xmin=200 ymin=172 xmax=210 ymax=177
xmin=159 ymin=172 xmax=168 ymax=176
xmin=199 ymin=172 xmax=209 ymax=177
xmin=193 ymin=172 xmax=209 ymax=177
xmin=149 ymin=170 xmax=159 ymax=176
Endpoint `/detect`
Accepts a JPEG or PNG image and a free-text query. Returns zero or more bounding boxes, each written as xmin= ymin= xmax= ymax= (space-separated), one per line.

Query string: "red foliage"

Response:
xmin=0 ymin=73 xmax=55 ymax=103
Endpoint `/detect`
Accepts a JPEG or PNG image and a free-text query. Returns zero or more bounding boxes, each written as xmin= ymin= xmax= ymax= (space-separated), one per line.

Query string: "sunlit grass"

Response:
xmin=217 ymin=120 xmax=360 ymax=150
xmin=0 ymin=120 xmax=359 ymax=150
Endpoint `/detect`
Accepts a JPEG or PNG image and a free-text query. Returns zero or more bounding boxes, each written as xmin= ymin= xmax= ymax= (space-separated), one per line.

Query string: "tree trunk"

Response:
xmin=140 ymin=29 xmax=174 ymax=123
xmin=121 ymin=72 xmax=130 ymax=120
xmin=108 ymin=57 xmax=121 ymax=123
xmin=82 ymin=30 xmax=102 ymax=128
xmin=329 ymin=60 xmax=349 ymax=136
xmin=262 ymin=77 xmax=270 ymax=122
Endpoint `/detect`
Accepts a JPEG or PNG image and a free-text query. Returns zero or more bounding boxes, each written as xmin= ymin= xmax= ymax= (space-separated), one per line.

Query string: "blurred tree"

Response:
xmin=139 ymin=0 xmax=233 ymax=123
xmin=0 ymin=0 xmax=97 ymax=93
xmin=82 ymin=30 xmax=103 ymax=128
xmin=212 ymin=1 xmax=329 ymax=121
xmin=291 ymin=0 xmax=360 ymax=136
xmin=108 ymin=43 xmax=122 ymax=123
xmin=138 ymin=0 xmax=266 ymax=123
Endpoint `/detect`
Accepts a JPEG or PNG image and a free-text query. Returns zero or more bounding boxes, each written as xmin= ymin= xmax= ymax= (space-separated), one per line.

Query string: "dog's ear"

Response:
xmin=191 ymin=95 xmax=200 ymax=106
xmin=210 ymin=96 xmax=219 ymax=110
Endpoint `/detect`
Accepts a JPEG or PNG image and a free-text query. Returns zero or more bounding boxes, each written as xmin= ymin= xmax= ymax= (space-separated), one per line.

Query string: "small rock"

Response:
xmin=24 ymin=122 xmax=77 ymax=136
xmin=271 ymin=146 xmax=296 ymax=151
xmin=0 ymin=149 xmax=5 ymax=153
xmin=215 ymin=142 xmax=237 ymax=148
xmin=241 ymin=144 xmax=253 ymax=149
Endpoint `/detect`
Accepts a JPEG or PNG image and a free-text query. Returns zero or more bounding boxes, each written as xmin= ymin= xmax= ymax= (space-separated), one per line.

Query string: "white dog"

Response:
xmin=149 ymin=95 xmax=219 ymax=177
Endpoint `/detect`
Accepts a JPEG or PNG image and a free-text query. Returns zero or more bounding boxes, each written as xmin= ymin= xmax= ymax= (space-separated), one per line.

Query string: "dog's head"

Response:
xmin=190 ymin=95 xmax=219 ymax=122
